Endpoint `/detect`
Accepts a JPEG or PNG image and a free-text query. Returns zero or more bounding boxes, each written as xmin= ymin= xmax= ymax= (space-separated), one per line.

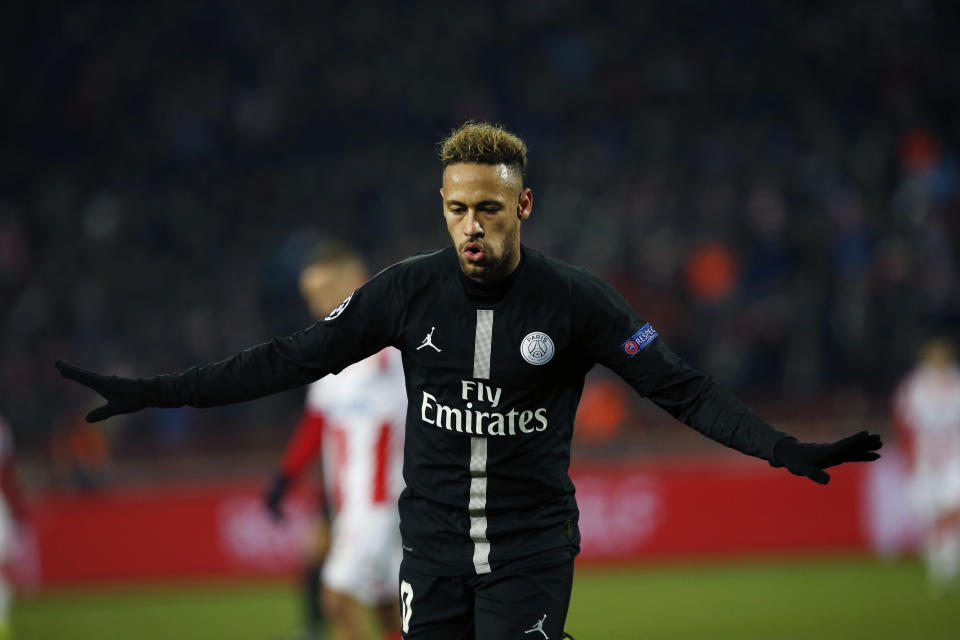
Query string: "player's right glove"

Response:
xmin=263 ymin=471 xmax=291 ymax=522
xmin=772 ymin=430 xmax=882 ymax=485
xmin=55 ymin=360 xmax=162 ymax=422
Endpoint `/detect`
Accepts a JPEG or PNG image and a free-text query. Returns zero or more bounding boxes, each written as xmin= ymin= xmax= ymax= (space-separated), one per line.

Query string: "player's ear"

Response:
xmin=517 ymin=187 xmax=532 ymax=222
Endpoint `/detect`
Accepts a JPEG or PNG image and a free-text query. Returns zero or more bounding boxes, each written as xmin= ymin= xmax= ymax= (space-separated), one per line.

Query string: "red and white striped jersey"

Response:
xmin=281 ymin=348 xmax=406 ymax=514
xmin=894 ymin=363 xmax=960 ymax=471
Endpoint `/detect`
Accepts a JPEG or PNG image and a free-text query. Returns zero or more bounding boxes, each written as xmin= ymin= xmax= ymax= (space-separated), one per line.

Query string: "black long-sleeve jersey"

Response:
xmin=154 ymin=246 xmax=789 ymax=576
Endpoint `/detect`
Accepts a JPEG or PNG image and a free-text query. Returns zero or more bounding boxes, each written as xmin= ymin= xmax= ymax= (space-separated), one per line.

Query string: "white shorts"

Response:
xmin=911 ymin=463 xmax=960 ymax=524
xmin=322 ymin=508 xmax=402 ymax=605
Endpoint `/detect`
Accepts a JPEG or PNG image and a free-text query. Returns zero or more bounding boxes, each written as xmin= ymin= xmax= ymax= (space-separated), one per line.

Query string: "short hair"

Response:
xmin=438 ymin=121 xmax=528 ymax=177
xmin=302 ymin=241 xmax=363 ymax=272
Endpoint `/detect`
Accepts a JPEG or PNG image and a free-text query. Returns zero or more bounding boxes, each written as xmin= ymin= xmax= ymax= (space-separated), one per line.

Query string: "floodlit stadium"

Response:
xmin=2 ymin=1 xmax=959 ymax=639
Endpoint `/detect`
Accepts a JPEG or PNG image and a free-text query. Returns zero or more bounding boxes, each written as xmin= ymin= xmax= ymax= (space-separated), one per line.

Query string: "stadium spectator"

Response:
xmin=2 ymin=2 xmax=959 ymax=460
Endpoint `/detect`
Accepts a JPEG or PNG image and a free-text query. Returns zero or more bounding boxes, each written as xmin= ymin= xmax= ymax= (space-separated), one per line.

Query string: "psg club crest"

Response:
xmin=324 ymin=293 xmax=353 ymax=321
xmin=521 ymin=331 xmax=555 ymax=365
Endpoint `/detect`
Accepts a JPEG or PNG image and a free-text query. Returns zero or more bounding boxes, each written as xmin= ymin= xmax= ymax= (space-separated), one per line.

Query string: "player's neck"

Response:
xmin=464 ymin=247 xmax=523 ymax=286
xmin=458 ymin=247 xmax=526 ymax=303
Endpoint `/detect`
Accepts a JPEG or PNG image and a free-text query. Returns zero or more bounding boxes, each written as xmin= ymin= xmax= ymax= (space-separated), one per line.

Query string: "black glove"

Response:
xmin=55 ymin=360 xmax=161 ymax=422
xmin=772 ymin=430 xmax=882 ymax=485
xmin=264 ymin=471 xmax=291 ymax=522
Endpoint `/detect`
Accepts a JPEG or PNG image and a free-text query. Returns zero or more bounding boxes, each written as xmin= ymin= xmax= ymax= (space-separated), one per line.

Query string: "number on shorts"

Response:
xmin=400 ymin=580 xmax=414 ymax=633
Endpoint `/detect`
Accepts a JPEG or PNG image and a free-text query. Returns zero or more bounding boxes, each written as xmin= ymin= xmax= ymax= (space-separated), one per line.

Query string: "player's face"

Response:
xmin=300 ymin=262 xmax=362 ymax=320
xmin=441 ymin=162 xmax=532 ymax=283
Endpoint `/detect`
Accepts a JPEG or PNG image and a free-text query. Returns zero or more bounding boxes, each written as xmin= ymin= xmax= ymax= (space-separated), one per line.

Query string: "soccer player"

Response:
xmin=264 ymin=244 xmax=406 ymax=640
xmin=0 ymin=412 xmax=26 ymax=640
xmin=56 ymin=122 xmax=883 ymax=639
xmin=893 ymin=337 xmax=960 ymax=592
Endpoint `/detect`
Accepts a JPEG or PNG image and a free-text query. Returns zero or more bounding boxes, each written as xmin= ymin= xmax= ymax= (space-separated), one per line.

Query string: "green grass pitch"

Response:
xmin=12 ymin=557 xmax=958 ymax=639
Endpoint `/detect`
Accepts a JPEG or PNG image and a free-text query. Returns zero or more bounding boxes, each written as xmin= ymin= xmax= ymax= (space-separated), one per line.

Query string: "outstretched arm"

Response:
xmin=575 ymin=272 xmax=882 ymax=483
xmin=154 ymin=333 xmax=326 ymax=407
xmin=634 ymin=342 xmax=882 ymax=483
xmin=55 ymin=332 xmax=327 ymax=422
xmin=57 ymin=263 xmax=403 ymax=422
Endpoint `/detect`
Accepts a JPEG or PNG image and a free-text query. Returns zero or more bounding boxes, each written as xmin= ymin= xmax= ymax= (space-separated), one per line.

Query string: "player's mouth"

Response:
xmin=463 ymin=242 xmax=486 ymax=263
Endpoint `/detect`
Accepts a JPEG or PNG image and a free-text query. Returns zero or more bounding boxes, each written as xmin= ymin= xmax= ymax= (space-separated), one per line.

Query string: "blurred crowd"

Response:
xmin=1 ymin=1 xmax=958 ymax=463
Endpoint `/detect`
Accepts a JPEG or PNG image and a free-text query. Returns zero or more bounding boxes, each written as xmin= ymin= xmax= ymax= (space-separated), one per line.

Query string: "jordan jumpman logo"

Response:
xmin=417 ymin=326 xmax=442 ymax=352
xmin=524 ymin=614 xmax=548 ymax=639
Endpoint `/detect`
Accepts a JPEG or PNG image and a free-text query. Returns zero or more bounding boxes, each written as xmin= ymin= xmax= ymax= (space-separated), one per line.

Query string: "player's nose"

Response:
xmin=464 ymin=210 xmax=483 ymax=236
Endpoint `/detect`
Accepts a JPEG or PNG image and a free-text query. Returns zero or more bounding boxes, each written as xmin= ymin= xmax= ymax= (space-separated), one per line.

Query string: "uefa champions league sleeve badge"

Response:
xmin=521 ymin=332 xmax=555 ymax=365
xmin=324 ymin=293 xmax=353 ymax=321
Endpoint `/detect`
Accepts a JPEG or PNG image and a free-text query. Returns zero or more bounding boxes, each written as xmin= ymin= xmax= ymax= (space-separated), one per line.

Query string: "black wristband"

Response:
xmin=770 ymin=435 xmax=798 ymax=468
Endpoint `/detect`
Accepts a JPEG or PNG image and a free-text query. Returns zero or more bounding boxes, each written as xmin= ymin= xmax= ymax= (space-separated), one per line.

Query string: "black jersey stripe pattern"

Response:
xmin=469 ymin=309 xmax=494 ymax=574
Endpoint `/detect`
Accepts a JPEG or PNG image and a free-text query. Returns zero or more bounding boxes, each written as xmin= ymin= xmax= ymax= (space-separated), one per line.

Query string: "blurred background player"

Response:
xmin=893 ymin=337 xmax=960 ymax=593
xmin=0 ymin=412 xmax=27 ymax=640
xmin=264 ymin=243 xmax=406 ymax=640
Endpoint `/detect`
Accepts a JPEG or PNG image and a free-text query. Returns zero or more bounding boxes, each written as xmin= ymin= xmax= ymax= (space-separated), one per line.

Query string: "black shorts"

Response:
xmin=398 ymin=558 xmax=574 ymax=640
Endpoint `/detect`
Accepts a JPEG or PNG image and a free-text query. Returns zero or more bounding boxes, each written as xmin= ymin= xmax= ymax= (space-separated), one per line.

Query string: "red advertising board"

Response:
xmin=574 ymin=459 xmax=865 ymax=561
xmin=23 ymin=483 xmax=316 ymax=586
xmin=17 ymin=457 xmax=880 ymax=587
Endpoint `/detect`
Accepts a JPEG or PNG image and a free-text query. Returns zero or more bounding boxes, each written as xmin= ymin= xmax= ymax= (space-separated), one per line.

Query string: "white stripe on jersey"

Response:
xmin=469 ymin=437 xmax=490 ymax=574
xmin=470 ymin=309 xmax=494 ymax=574
xmin=473 ymin=310 xmax=494 ymax=379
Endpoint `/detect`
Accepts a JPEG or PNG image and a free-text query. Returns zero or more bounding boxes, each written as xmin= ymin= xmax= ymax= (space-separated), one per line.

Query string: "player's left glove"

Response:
xmin=772 ymin=430 xmax=882 ymax=485
xmin=263 ymin=471 xmax=291 ymax=522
